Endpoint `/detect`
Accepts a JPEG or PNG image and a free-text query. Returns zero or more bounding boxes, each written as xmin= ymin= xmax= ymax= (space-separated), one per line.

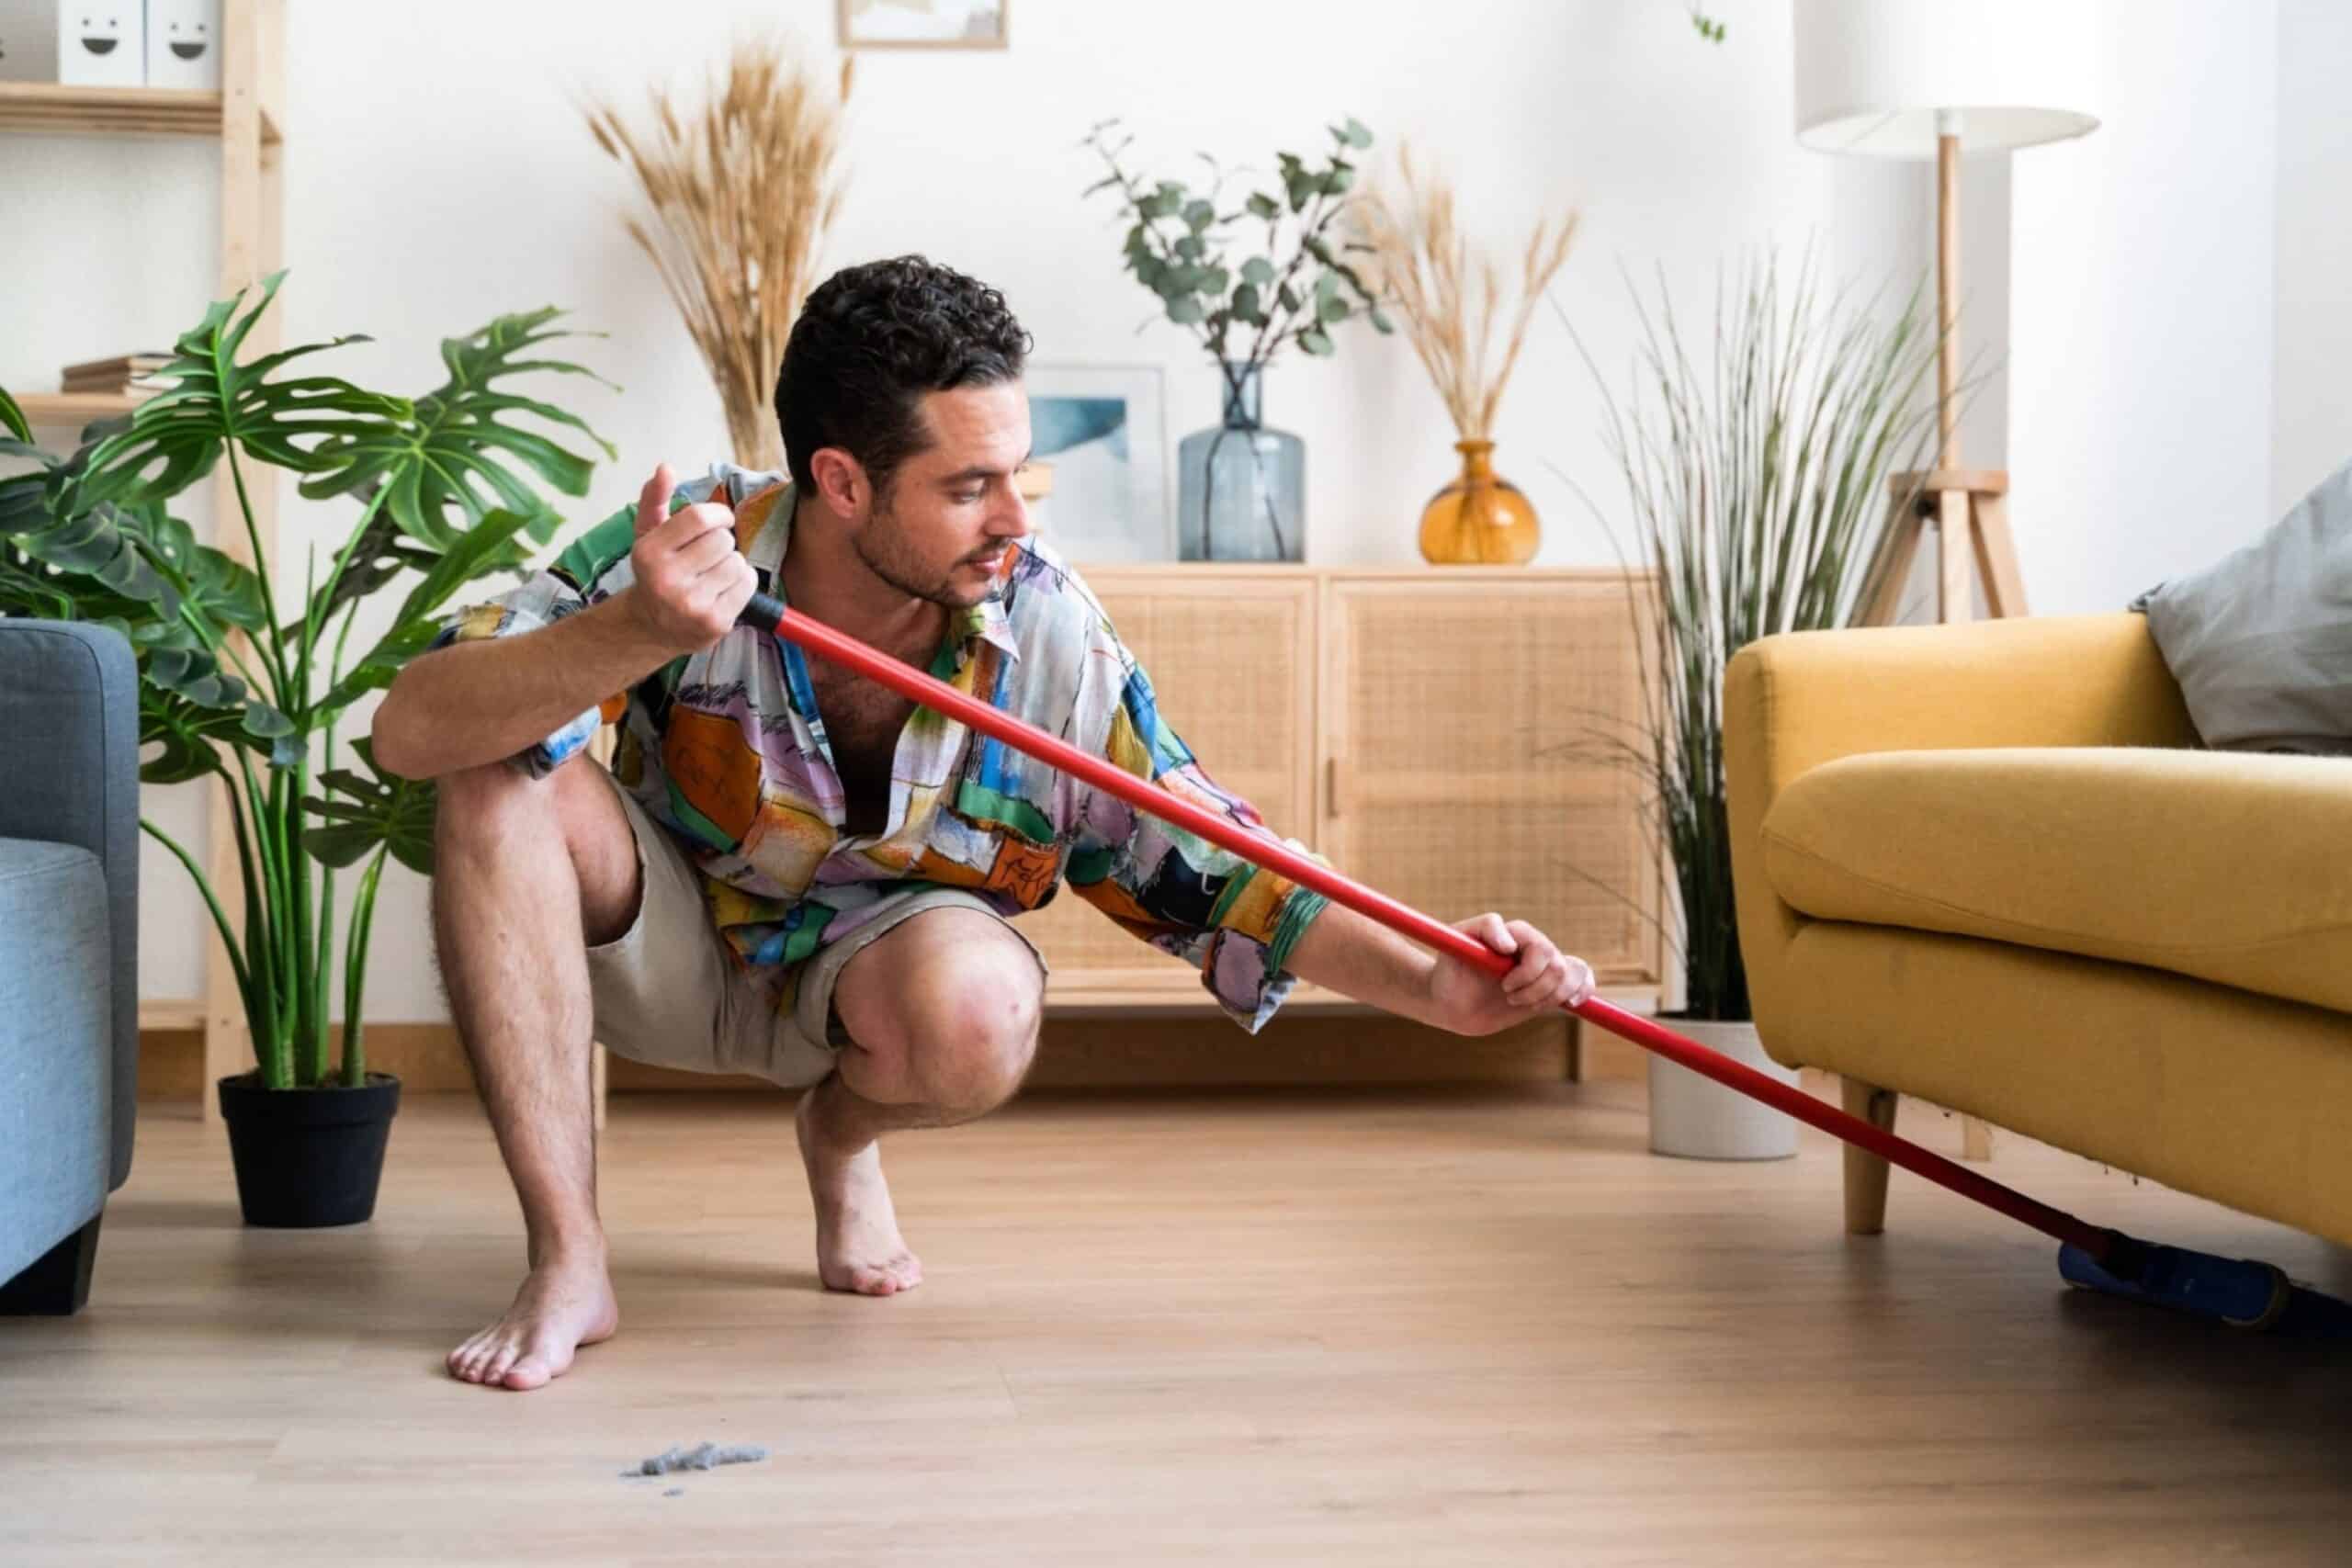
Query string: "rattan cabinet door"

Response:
xmin=1022 ymin=568 xmax=1319 ymax=1002
xmin=1320 ymin=573 xmax=1663 ymax=987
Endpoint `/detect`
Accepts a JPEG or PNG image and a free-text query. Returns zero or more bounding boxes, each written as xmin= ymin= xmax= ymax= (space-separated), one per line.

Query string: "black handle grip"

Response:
xmin=740 ymin=591 xmax=786 ymax=633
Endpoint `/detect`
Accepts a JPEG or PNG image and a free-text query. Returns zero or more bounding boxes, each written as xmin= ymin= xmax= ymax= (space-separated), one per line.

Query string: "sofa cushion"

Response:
xmin=2132 ymin=456 xmax=2352 ymax=756
xmin=1760 ymin=748 xmax=2352 ymax=1014
xmin=0 ymin=838 xmax=111 ymax=1281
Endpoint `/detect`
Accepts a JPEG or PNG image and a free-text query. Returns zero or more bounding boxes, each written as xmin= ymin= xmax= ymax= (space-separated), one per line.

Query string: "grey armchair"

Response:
xmin=0 ymin=619 xmax=139 ymax=1315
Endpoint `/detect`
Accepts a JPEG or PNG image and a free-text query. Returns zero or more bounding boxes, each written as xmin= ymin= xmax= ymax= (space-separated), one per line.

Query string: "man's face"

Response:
xmin=853 ymin=381 xmax=1033 ymax=609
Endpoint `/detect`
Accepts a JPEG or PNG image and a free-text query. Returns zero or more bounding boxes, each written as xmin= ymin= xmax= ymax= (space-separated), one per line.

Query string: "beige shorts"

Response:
xmin=585 ymin=769 xmax=1047 ymax=1089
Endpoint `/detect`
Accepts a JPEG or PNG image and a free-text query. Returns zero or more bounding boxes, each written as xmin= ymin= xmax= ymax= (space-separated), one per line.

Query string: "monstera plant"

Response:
xmin=0 ymin=271 xmax=614 ymax=1105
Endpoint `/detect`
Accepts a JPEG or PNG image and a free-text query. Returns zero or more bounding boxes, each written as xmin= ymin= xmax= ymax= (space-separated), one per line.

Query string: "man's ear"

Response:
xmin=808 ymin=448 xmax=867 ymax=518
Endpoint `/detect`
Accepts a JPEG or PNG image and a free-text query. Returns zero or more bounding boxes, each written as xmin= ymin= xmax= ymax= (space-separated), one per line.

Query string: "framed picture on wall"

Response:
xmin=837 ymin=0 xmax=1009 ymax=50
xmin=1023 ymin=364 xmax=1173 ymax=564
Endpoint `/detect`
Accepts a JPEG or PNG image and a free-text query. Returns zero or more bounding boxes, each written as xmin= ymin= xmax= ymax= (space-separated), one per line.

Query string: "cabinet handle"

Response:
xmin=1326 ymin=756 xmax=1343 ymax=817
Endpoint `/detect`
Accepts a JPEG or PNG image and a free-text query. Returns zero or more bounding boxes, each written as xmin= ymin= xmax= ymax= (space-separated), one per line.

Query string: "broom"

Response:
xmin=739 ymin=591 xmax=2351 ymax=1335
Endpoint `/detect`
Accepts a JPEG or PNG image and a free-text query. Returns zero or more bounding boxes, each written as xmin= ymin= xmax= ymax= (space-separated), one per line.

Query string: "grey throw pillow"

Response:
xmin=2132 ymin=457 xmax=2352 ymax=755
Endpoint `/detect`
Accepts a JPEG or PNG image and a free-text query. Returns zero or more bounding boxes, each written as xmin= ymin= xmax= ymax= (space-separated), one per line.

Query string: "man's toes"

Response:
xmin=853 ymin=1269 xmax=898 ymax=1296
xmin=502 ymin=1357 xmax=555 ymax=1392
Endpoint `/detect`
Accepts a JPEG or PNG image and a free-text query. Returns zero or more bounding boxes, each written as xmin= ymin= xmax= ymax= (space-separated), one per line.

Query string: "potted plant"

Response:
xmin=1565 ymin=253 xmax=1943 ymax=1157
xmin=1081 ymin=114 xmax=1393 ymax=562
xmin=0 ymin=271 xmax=615 ymax=1224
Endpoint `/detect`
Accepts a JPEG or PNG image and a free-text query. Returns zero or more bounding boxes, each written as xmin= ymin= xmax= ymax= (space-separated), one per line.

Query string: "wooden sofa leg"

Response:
xmin=1962 ymin=1116 xmax=1993 ymax=1161
xmin=1841 ymin=1078 xmax=1899 ymax=1235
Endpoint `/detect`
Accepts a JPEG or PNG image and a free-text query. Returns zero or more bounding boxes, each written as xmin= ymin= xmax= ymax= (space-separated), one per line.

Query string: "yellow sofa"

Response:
xmin=1724 ymin=614 xmax=2352 ymax=1247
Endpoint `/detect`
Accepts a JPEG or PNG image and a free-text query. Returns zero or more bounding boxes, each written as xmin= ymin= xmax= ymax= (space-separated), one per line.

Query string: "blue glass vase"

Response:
xmin=1177 ymin=360 xmax=1304 ymax=562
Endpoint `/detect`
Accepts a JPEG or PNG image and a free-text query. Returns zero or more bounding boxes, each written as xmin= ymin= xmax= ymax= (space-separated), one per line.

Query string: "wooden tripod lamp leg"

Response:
xmin=1970 ymin=492 xmax=2030 ymax=618
xmin=1857 ymin=485 xmax=1927 ymax=627
xmin=1937 ymin=486 xmax=1976 ymax=622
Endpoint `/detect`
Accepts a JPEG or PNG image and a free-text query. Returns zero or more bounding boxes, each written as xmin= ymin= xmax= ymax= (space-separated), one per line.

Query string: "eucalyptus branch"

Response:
xmin=1082 ymin=115 xmax=1389 ymax=380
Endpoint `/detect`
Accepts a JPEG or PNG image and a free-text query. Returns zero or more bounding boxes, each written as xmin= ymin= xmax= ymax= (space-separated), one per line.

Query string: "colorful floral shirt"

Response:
xmin=433 ymin=463 xmax=1329 ymax=1031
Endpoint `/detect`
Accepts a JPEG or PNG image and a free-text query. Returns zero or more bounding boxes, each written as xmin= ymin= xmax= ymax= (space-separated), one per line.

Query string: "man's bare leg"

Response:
xmin=796 ymin=908 xmax=1043 ymax=1295
xmin=434 ymin=758 xmax=640 ymax=1389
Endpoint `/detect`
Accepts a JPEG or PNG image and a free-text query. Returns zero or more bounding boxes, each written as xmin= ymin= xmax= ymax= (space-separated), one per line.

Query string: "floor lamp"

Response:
xmin=1793 ymin=0 xmax=2099 ymax=627
xmin=1792 ymin=0 xmax=2098 ymax=1161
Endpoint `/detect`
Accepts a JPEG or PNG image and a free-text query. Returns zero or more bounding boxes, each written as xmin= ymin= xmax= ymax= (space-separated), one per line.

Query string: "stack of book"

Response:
xmin=61 ymin=352 xmax=176 ymax=396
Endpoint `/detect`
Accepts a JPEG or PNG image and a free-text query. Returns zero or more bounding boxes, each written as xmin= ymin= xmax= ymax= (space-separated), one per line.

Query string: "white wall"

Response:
xmin=2274 ymin=0 xmax=2352 ymax=513
xmin=0 ymin=1 xmax=1850 ymax=1021
xmin=2007 ymin=0 xmax=2278 ymax=616
xmin=6 ymin=1 xmax=2299 ymax=1024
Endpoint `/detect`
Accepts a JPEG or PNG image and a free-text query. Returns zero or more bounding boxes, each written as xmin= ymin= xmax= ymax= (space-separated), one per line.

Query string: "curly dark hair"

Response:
xmin=775 ymin=254 xmax=1034 ymax=502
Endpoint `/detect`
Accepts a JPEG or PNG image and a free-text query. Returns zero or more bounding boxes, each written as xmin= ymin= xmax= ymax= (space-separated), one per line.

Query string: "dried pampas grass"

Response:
xmin=580 ymin=33 xmax=854 ymax=472
xmin=1353 ymin=144 xmax=1577 ymax=443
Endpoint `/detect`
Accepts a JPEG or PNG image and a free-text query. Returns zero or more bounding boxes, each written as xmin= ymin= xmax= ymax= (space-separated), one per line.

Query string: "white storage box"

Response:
xmin=144 ymin=0 xmax=217 ymax=90
xmin=57 ymin=2 xmax=143 ymax=87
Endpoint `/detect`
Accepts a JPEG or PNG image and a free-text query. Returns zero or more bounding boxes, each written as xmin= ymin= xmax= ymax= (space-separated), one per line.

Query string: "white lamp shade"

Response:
xmin=1793 ymin=0 xmax=2101 ymax=156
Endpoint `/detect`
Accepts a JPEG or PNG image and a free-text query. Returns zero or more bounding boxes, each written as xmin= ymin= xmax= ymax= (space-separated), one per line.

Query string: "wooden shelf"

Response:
xmin=14 ymin=389 xmax=152 ymax=428
xmin=139 ymin=998 xmax=209 ymax=1032
xmin=0 ymin=83 xmax=279 ymax=143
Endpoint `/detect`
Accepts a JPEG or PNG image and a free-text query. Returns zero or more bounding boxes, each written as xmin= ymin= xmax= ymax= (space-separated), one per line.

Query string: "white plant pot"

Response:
xmin=1646 ymin=1017 xmax=1800 ymax=1161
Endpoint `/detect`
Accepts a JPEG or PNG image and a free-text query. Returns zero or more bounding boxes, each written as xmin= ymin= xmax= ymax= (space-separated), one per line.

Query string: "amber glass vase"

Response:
xmin=1418 ymin=439 xmax=1539 ymax=565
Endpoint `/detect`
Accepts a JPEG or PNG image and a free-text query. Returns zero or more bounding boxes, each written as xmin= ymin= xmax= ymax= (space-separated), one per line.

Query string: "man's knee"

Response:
xmin=431 ymin=760 xmax=639 ymax=939
xmin=434 ymin=759 xmax=545 ymax=841
xmin=436 ymin=758 xmax=603 ymax=852
xmin=899 ymin=960 xmax=1043 ymax=1113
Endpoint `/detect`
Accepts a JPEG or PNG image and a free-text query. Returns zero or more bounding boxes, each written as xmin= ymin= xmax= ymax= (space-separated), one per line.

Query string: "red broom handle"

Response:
xmin=742 ymin=593 xmax=2109 ymax=1258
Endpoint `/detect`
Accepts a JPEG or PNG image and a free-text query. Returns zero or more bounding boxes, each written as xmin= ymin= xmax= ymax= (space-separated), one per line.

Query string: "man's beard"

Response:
xmin=853 ymin=492 xmax=1007 ymax=609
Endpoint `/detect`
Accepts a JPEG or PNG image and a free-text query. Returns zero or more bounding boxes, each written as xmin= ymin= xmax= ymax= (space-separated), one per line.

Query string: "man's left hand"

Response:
xmin=1427 ymin=912 xmax=1596 ymax=1035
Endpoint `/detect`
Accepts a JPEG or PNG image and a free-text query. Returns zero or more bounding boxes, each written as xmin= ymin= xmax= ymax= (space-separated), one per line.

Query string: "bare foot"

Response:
xmin=447 ymin=1249 xmax=619 ymax=1392
xmin=796 ymin=1087 xmax=923 ymax=1296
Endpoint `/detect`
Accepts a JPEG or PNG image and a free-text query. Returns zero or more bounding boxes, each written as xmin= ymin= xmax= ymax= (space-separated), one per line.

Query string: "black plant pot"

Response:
xmin=217 ymin=1071 xmax=401 ymax=1227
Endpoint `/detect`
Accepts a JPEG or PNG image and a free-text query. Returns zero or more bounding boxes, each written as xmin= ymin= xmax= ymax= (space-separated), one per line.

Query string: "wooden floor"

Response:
xmin=6 ymin=1082 xmax=2352 ymax=1566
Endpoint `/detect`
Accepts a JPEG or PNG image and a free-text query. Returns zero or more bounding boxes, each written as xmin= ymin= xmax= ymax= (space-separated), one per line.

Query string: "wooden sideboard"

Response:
xmin=1015 ymin=564 xmax=1664 ymax=1008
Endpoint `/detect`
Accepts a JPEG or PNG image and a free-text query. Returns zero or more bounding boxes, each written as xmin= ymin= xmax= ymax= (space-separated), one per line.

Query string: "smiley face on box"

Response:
xmin=57 ymin=4 xmax=142 ymax=87
xmin=144 ymin=0 xmax=218 ymax=89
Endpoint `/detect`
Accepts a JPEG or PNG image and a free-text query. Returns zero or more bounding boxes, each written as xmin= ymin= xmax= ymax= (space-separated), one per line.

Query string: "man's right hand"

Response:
xmin=618 ymin=463 xmax=758 ymax=655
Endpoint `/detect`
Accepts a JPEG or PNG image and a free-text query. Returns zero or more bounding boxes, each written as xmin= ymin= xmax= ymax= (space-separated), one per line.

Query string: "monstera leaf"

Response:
xmin=141 ymin=683 xmax=299 ymax=784
xmin=311 ymin=503 xmax=541 ymax=722
xmin=0 ymin=551 xmax=74 ymax=620
xmin=304 ymin=497 xmax=537 ymax=651
xmin=70 ymin=272 xmax=408 ymax=517
xmin=305 ymin=737 xmax=435 ymax=876
xmin=388 ymin=503 xmax=541 ymax=628
xmin=297 ymin=307 xmax=617 ymax=552
xmin=0 ymin=438 xmax=179 ymax=612
xmin=132 ymin=507 xmax=269 ymax=634
xmin=300 ymin=492 xmax=439 ymax=627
